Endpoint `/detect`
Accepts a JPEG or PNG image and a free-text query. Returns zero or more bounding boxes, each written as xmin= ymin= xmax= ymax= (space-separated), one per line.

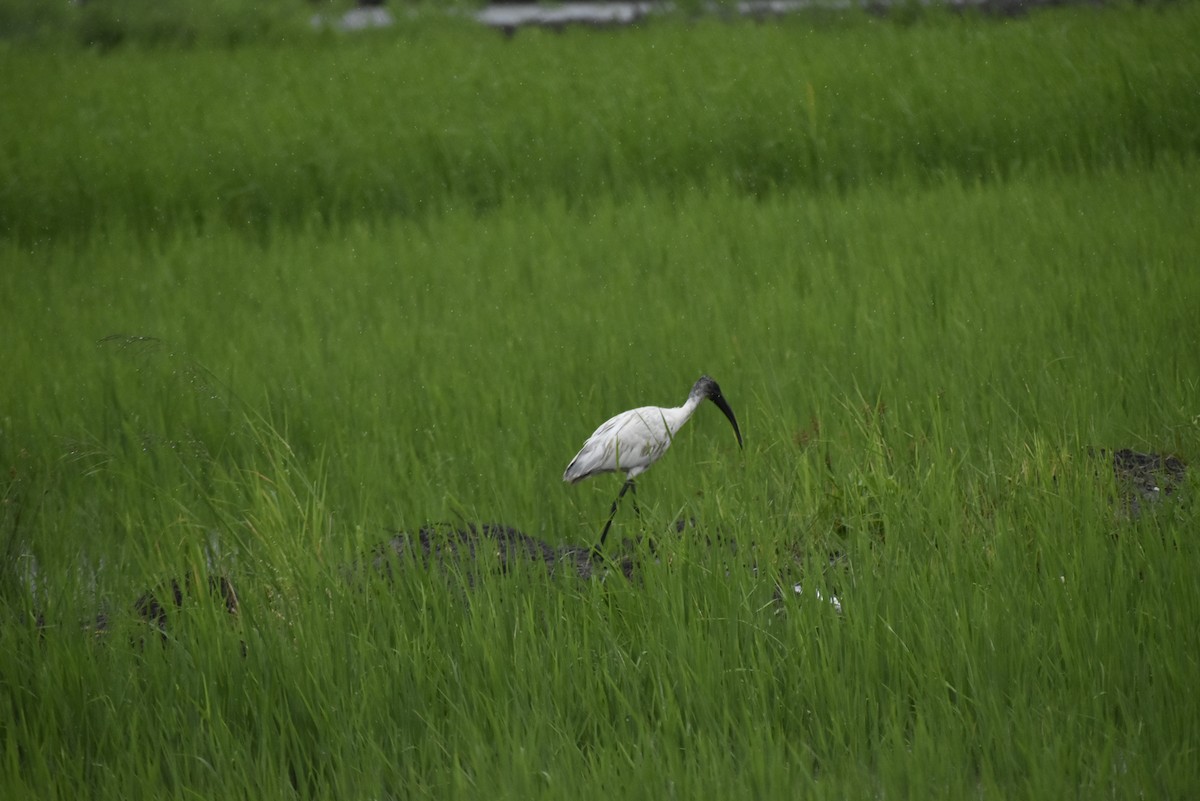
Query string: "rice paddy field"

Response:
xmin=2 ymin=2 xmax=1199 ymax=798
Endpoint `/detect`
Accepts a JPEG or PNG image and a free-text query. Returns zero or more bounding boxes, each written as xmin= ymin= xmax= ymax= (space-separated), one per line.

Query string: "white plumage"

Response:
xmin=564 ymin=375 xmax=743 ymax=552
xmin=564 ymin=396 xmax=705 ymax=483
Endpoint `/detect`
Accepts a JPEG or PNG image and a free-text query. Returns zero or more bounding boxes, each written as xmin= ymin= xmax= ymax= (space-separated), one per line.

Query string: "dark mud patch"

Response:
xmin=1096 ymin=447 xmax=1189 ymax=519
xmin=352 ymin=518 xmax=848 ymax=617
xmin=353 ymin=521 xmax=634 ymax=583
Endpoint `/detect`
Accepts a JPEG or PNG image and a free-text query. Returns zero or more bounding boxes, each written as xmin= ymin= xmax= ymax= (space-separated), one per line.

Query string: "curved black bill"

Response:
xmin=710 ymin=394 xmax=743 ymax=449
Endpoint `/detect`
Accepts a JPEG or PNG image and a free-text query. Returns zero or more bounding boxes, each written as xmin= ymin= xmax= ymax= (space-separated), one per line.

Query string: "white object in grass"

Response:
xmin=564 ymin=376 xmax=743 ymax=552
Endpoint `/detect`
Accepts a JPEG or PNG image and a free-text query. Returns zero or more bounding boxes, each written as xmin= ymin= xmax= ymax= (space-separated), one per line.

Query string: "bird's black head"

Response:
xmin=692 ymin=375 xmax=743 ymax=449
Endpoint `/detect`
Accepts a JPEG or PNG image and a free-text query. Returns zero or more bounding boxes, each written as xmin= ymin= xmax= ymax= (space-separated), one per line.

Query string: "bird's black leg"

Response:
xmin=593 ymin=478 xmax=635 ymax=556
xmin=626 ymin=482 xmax=662 ymax=556
xmin=626 ymin=481 xmax=657 ymax=555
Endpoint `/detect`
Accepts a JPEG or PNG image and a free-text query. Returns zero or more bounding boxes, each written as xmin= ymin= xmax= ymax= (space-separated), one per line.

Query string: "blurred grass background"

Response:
xmin=2 ymin=3 xmax=1198 ymax=242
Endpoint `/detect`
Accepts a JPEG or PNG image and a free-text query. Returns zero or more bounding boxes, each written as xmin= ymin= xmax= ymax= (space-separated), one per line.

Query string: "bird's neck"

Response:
xmin=666 ymin=394 xmax=704 ymax=431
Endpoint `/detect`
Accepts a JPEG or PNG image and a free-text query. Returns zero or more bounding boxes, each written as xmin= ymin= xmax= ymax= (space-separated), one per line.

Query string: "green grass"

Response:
xmin=2 ymin=4 xmax=1199 ymax=799
xmin=3 ymin=3 xmax=1199 ymax=242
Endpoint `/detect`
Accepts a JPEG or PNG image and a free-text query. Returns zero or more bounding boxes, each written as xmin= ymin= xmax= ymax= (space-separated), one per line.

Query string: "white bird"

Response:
xmin=564 ymin=375 xmax=743 ymax=552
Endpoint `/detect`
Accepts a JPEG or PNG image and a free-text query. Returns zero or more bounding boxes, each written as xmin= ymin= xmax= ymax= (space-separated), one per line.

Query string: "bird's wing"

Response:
xmin=563 ymin=407 xmax=674 ymax=483
xmin=562 ymin=413 xmax=625 ymax=483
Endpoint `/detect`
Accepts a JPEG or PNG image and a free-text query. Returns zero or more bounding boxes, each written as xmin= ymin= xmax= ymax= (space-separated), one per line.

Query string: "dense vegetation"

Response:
xmin=2 ymin=3 xmax=1197 ymax=799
